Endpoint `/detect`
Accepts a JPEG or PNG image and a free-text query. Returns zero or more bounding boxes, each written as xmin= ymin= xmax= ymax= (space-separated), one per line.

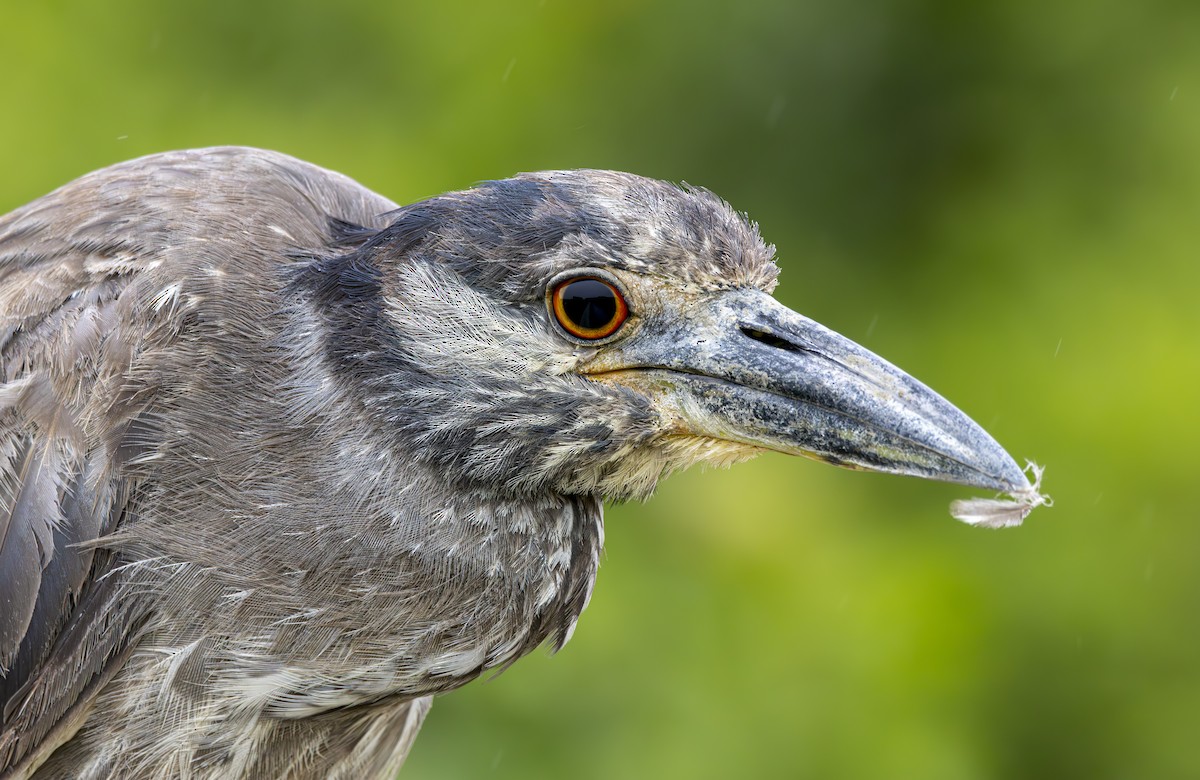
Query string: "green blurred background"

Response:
xmin=2 ymin=1 xmax=1197 ymax=777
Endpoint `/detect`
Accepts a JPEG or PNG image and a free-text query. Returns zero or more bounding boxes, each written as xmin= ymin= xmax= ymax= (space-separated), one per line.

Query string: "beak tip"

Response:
xmin=967 ymin=444 xmax=1031 ymax=494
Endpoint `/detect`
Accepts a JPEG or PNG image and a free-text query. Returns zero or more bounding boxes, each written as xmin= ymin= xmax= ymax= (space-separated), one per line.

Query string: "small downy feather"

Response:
xmin=950 ymin=462 xmax=1051 ymax=529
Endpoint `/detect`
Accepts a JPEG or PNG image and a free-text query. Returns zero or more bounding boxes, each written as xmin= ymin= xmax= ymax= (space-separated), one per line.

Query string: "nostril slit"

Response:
xmin=740 ymin=326 xmax=807 ymax=353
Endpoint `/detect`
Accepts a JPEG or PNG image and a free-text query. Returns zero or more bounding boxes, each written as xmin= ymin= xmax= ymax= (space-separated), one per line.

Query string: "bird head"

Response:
xmin=294 ymin=170 xmax=1028 ymax=502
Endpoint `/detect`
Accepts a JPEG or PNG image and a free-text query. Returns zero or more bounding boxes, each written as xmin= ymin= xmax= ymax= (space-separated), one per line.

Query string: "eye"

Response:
xmin=550 ymin=276 xmax=629 ymax=340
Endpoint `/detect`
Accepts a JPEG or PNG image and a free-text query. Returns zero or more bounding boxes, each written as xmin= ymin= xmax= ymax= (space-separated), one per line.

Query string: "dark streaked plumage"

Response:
xmin=0 ymin=148 xmax=1029 ymax=778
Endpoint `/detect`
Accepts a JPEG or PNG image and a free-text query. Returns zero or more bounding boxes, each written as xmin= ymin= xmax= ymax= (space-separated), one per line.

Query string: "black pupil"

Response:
xmin=560 ymin=279 xmax=618 ymax=331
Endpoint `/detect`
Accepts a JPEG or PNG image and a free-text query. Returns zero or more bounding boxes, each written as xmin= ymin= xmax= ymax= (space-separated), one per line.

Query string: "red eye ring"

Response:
xmin=550 ymin=276 xmax=629 ymax=340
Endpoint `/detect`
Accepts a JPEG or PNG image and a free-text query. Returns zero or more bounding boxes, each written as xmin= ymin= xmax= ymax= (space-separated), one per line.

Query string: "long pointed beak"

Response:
xmin=590 ymin=288 xmax=1029 ymax=493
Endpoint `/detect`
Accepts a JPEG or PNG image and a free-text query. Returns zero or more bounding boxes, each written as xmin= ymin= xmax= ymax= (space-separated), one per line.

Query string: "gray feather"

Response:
xmin=0 ymin=147 xmax=778 ymax=778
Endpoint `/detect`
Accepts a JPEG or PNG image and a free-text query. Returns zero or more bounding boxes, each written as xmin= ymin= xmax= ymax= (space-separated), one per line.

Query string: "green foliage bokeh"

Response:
xmin=2 ymin=2 xmax=1197 ymax=778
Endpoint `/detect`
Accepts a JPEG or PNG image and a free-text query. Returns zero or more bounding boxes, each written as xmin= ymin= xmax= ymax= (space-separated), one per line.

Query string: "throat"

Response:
xmin=296 ymin=486 xmax=606 ymax=699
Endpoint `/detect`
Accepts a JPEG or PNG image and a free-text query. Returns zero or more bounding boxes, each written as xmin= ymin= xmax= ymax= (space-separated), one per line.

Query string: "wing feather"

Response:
xmin=0 ymin=147 xmax=399 ymax=775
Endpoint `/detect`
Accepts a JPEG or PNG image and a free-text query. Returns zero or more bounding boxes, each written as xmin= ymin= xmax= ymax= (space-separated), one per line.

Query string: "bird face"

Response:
xmin=329 ymin=169 xmax=1027 ymax=502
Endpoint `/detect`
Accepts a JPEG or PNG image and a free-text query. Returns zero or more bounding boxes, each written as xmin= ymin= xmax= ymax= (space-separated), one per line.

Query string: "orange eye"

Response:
xmin=550 ymin=276 xmax=629 ymax=340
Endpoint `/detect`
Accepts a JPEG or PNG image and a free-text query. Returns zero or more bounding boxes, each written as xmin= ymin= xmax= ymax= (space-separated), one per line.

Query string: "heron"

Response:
xmin=0 ymin=147 xmax=1032 ymax=778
